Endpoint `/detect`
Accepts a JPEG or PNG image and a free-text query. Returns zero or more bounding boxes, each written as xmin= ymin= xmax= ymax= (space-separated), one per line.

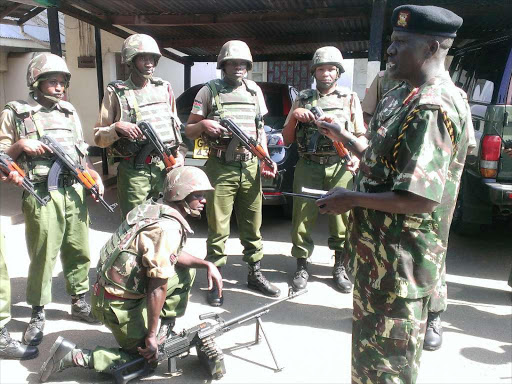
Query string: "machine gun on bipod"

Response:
xmin=112 ymin=289 xmax=307 ymax=384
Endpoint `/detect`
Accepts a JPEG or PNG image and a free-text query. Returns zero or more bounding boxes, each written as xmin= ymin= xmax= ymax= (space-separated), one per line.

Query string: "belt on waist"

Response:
xmin=301 ymin=154 xmax=342 ymax=165
xmin=34 ymin=175 xmax=78 ymax=188
xmin=210 ymin=148 xmax=253 ymax=162
xmin=123 ymin=155 xmax=162 ymax=165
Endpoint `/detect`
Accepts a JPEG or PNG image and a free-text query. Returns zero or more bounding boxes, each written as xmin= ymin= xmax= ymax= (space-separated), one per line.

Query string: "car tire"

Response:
xmin=451 ymin=188 xmax=481 ymax=236
xmin=282 ymin=196 xmax=293 ymax=219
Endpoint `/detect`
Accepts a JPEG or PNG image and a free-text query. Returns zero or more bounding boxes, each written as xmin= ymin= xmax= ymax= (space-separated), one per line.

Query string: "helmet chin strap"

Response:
xmin=177 ymin=200 xmax=201 ymax=218
xmin=315 ymin=68 xmax=340 ymax=92
xmin=130 ymin=62 xmax=154 ymax=80
xmin=222 ymin=70 xmax=244 ymax=86
xmin=31 ymin=89 xmax=62 ymax=105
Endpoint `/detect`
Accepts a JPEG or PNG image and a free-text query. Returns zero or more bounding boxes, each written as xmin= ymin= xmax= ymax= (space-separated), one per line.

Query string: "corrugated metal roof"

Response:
xmin=0 ymin=7 xmax=65 ymax=43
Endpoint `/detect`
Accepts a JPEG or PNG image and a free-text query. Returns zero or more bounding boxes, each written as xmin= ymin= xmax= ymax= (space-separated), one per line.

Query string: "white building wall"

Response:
xmin=0 ymin=53 xmax=34 ymax=108
xmin=353 ymin=58 xmax=369 ymax=100
xmin=191 ymin=62 xmax=220 ymax=85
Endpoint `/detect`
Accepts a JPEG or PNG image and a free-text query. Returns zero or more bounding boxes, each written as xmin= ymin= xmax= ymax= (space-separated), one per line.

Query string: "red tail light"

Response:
xmin=480 ymin=135 xmax=502 ymax=178
xmin=275 ymin=137 xmax=284 ymax=146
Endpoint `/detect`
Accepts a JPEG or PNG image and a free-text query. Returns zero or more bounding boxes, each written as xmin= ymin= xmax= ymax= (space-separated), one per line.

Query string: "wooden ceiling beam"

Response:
xmin=0 ymin=2 xmax=23 ymax=20
xmin=56 ymin=3 xmax=193 ymax=65
xmin=188 ymin=51 xmax=368 ymax=62
xmin=109 ymin=7 xmax=367 ymax=26
xmin=162 ymin=32 xmax=368 ymax=48
xmin=16 ymin=6 xmax=44 ymax=25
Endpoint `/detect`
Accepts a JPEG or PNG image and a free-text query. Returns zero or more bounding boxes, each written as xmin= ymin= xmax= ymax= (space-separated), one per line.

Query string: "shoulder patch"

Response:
xmin=298 ymin=89 xmax=315 ymax=99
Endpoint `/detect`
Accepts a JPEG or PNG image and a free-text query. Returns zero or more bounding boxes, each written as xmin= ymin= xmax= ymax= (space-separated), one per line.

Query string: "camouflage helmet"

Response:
xmin=26 ymin=52 xmax=71 ymax=88
xmin=310 ymin=46 xmax=345 ymax=74
xmin=121 ymin=34 xmax=161 ymax=64
xmin=217 ymin=40 xmax=253 ymax=70
xmin=164 ymin=166 xmax=213 ymax=202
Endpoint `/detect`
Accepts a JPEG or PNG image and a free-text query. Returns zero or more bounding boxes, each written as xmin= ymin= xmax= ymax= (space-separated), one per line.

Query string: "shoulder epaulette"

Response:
xmin=107 ymin=80 xmax=128 ymax=90
xmin=150 ymin=77 xmax=165 ymax=86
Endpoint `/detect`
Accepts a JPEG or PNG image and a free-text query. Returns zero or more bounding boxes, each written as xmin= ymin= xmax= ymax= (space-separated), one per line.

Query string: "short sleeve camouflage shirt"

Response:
xmin=346 ymin=72 xmax=472 ymax=299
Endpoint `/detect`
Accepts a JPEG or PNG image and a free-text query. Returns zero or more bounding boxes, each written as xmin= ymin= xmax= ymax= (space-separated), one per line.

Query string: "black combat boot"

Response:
xmin=207 ymin=267 xmax=224 ymax=307
xmin=247 ymin=261 xmax=280 ymax=297
xmin=291 ymin=258 xmax=309 ymax=291
xmin=424 ymin=312 xmax=443 ymax=351
xmin=0 ymin=327 xmax=38 ymax=360
xmin=39 ymin=336 xmax=92 ymax=382
xmin=157 ymin=317 xmax=176 ymax=344
xmin=333 ymin=252 xmax=352 ymax=293
xmin=71 ymin=294 xmax=101 ymax=324
xmin=23 ymin=306 xmax=45 ymax=346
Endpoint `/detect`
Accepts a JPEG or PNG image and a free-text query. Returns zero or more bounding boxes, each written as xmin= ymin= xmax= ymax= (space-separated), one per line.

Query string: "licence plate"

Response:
xmin=193 ymin=137 xmax=209 ymax=159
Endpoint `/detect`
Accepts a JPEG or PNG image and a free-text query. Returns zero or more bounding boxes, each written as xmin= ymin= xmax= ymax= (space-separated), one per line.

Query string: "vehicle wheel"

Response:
xmin=451 ymin=189 xmax=481 ymax=236
xmin=282 ymin=196 xmax=293 ymax=219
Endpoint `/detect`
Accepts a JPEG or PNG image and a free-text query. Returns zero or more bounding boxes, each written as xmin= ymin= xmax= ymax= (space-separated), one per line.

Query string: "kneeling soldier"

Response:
xmin=39 ymin=166 xmax=223 ymax=382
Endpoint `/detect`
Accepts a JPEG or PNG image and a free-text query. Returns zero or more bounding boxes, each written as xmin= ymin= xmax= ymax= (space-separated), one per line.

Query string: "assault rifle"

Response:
xmin=112 ymin=289 xmax=307 ymax=384
xmin=310 ymin=106 xmax=353 ymax=163
xmin=219 ymin=118 xmax=274 ymax=168
xmin=135 ymin=121 xmax=179 ymax=170
xmin=0 ymin=153 xmax=50 ymax=206
xmin=39 ymin=135 xmax=117 ymax=213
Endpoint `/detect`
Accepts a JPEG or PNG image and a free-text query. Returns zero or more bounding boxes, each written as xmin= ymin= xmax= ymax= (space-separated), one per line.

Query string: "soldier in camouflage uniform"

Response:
xmin=0 ymin=165 xmax=39 ymax=360
xmin=316 ymin=5 xmax=472 ymax=382
xmin=0 ymin=53 xmax=102 ymax=347
xmin=39 ymin=166 xmax=223 ymax=382
xmin=282 ymin=46 xmax=365 ymax=292
xmin=95 ymin=33 xmax=186 ymax=219
xmin=185 ymin=40 xmax=280 ymax=306
xmin=363 ymin=74 xmax=448 ymax=351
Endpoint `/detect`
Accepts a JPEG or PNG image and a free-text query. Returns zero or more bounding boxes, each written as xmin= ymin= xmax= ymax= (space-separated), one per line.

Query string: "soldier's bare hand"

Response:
xmin=293 ymin=108 xmax=315 ymax=123
xmin=170 ymin=152 xmax=185 ymax=169
xmin=316 ymin=187 xmax=354 ymax=214
xmin=206 ymin=262 xmax=223 ymax=298
xmin=261 ymin=160 xmax=277 ymax=179
xmin=0 ymin=170 xmax=24 ymax=187
xmin=138 ymin=335 xmax=159 ymax=362
xmin=20 ymin=139 xmax=52 ymax=156
xmin=115 ymin=121 xmax=143 ymax=140
xmin=202 ymin=119 xmax=226 ymax=138
xmin=345 ymin=157 xmax=360 ymax=174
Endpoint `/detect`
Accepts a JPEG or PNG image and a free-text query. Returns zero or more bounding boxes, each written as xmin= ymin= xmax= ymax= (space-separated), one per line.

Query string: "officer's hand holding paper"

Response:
xmin=316 ymin=186 xmax=354 ymax=215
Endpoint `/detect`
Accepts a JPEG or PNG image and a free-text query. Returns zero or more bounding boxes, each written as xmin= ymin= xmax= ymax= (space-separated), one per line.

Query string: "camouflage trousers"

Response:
xmin=0 ymin=235 xmax=11 ymax=328
xmin=90 ymin=267 xmax=196 ymax=372
xmin=352 ymin=278 xmax=429 ymax=384
xmin=23 ymin=183 xmax=91 ymax=306
xmin=117 ymin=157 xmax=166 ymax=219
xmin=205 ymin=156 xmax=263 ymax=267
xmin=291 ymin=157 xmax=352 ymax=259
xmin=428 ymin=265 xmax=447 ymax=314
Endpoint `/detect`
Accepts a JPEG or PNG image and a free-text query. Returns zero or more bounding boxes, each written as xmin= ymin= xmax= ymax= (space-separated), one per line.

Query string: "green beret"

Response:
xmin=391 ymin=5 xmax=463 ymax=38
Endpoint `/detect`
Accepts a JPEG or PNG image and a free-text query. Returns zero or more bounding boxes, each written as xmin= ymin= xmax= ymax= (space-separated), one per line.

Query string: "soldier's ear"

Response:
xmin=425 ymin=38 xmax=440 ymax=59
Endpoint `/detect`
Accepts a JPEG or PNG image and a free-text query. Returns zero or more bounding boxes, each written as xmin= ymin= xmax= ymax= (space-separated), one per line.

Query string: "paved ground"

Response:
xmin=0 ymin=160 xmax=511 ymax=384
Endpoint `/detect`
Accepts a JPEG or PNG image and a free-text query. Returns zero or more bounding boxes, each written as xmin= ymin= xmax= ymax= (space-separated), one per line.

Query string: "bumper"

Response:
xmin=483 ymin=179 xmax=512 ymax=206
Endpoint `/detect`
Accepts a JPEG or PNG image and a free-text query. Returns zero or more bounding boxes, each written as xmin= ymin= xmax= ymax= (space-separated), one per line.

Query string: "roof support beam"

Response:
xmin=109 ymin=7 xmax=367 ymax=26
xmin=162 ymin=32 xmax=367 ymax=48
xmin=16 ymin=6 xmax=44 ymax=25
xmin=0 ymin=2 xmax=23 ymax=19
xmin=188 ymin=51 xmax=368 ymax=63
xmin=56 ymin=3 xmax=193 ymax=65
xmin=47 ymin=7 xmax=62 ymax=56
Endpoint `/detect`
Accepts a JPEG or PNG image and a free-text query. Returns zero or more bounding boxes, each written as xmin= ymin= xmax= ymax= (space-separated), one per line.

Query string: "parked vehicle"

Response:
xmin=448 ymin=34 xmax=512 ymax=234
xmin=176 ymin=82 xmax=299 ymax=217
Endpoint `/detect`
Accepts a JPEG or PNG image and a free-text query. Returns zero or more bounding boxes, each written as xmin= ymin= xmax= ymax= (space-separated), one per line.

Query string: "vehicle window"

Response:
xmin=467 ymin=44 xmax=510 ymax=104
xmin=451 ymin=51 xmax=476 ymax=89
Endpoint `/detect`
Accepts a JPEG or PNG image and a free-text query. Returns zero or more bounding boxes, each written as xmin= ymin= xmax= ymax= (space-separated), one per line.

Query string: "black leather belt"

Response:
xmin=302 ymin=154 xmax=341 ymax=166
xmin=210 ymin=149 xmax=253 ymax=162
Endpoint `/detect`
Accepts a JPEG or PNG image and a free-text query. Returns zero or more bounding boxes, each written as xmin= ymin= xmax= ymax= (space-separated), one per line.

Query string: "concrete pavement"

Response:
xmin=0 ymin=164 xmax=510 ymax=384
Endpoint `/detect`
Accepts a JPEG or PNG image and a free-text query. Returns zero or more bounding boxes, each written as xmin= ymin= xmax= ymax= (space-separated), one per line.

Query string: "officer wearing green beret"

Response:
xmin=94 ymin=34 xmax=186 ymax=219
xmin=282 ymin=46 xmax=366 ymax=293
xmin=0 ymin=53 xmax=102 ymax=347
xmin=39 ymin=166 xmax=223 ymax=381
xmin=185 ymin=40 xmax=280 ymax=306
xmin=316 ymin=5 xmax=473 ymax=383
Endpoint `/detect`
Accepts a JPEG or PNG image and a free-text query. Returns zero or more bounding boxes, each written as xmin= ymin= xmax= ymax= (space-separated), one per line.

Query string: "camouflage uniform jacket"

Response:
xmin=97 ymin=199 xmax=192 ymax=299
xmin=346 ymin=72 xmax=472 ymax=299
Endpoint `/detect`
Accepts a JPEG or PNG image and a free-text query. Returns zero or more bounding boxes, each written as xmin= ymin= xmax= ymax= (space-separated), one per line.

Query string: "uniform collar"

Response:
xmin=317 ymin=85 xmax=344 ymax=97
xmin=28 ymin=93 xmax=71 ymax=113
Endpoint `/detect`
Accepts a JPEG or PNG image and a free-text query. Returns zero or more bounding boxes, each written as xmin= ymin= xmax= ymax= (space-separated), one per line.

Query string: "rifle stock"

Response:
xmin=40 ymin=135 xmax=117 ymax=213
xmin=219 ymin=118 xmax=274 ymax=168
xmin=112 ymin=289 xmax=307 ymax=384
xmin=0 ymin=153 xmax=50 ymax=206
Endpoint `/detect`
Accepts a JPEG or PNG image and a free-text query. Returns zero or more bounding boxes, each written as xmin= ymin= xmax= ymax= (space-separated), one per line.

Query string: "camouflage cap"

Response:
xmin=311 ymin=46 xmax=345 ymax=74
xmin=217 ymin=40 xmax=253 ymax=70
xmin=26 ymin=52 xmax=71 ymax=88
xmin=122 ymin=34 xmax=161 ymax=64
xmin=164 ymin=166 xmax=213 ymax=202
